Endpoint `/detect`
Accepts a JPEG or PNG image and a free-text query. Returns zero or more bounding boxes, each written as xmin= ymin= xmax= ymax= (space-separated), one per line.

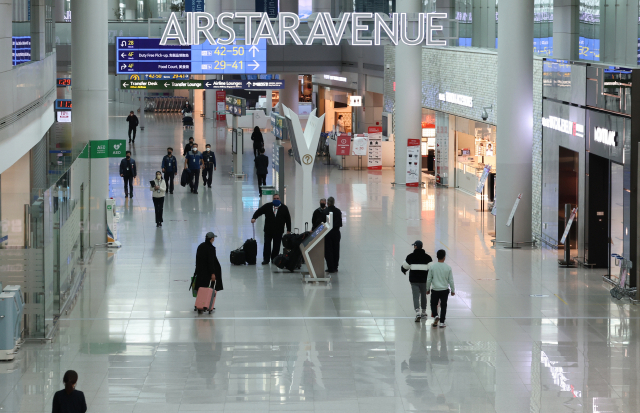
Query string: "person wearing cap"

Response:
xmin=194 ymin=232 xmax=223 ymax=299
xmin=426 ymin=249 xmax=455 ymax=328
xmin=401 ymin=240 xmax=433 ymax=322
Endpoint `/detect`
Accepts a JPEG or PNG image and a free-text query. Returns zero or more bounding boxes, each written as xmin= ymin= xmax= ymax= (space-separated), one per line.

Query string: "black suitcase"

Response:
xmin=230 ymin=248 xmax=246 ymax=265
xmin=273 ymin=254 xmax=288 ymax=269
xmin=180 ymin=169 xmax=192 ymax=187
xmin=243 ymin=224 xmax=258 ymax=265
xmin=182 ymin=116 xmax=194 ymax=126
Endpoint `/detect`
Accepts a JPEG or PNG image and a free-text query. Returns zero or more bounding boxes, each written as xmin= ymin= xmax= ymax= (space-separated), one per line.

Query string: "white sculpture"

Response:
xmin=281 ymin=105 xmax=325 ymax=231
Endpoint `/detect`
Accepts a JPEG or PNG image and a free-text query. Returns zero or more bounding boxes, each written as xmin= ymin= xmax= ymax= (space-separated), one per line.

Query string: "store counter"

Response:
xmin=457 ymin=161 xmax=484 ymax=195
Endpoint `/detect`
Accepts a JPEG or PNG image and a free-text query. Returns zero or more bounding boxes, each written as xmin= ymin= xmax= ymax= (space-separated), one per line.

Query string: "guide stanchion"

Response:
xmin=503 ymin=217 xmax=521 ymax=249
xmin=339 ymin=155 xmax=350 ymax=170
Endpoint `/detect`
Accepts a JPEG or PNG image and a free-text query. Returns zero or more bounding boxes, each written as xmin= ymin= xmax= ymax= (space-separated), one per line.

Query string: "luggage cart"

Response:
xmin=609 ymin=254 xmax=637 ymax=300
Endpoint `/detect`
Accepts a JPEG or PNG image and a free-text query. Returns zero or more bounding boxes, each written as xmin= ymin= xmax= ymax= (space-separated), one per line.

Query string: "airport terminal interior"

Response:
xmin=2 ymin=1 xmax=640 ymax=413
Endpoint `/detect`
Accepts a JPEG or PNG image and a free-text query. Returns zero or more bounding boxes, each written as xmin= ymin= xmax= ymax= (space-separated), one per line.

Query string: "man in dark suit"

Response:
xmin=311 ymin=198 xmax=327 ymax=230
xmin=251 ymin=193 xmax=292 ymax=265
xmin=254 ymin=148 xmax=269 ymax=197
xmin=325 ymin=196 xmax=343 ymax=273
xmin=119 ymin=150 xmax=137 ymax=198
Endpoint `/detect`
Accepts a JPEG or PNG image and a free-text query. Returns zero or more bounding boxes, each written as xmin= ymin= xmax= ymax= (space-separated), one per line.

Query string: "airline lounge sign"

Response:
xmin=161 ymin=12 xmax=449 ymax=47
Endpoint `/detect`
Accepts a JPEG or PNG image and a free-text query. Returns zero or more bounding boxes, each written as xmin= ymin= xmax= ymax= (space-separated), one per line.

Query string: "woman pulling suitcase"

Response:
xmin=193 ymin=232 xmax=223 ymax=314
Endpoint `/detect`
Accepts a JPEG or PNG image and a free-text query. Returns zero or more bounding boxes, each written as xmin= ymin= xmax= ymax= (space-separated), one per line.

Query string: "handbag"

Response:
xmin=189 ymin=274 xmax=197 ymax=297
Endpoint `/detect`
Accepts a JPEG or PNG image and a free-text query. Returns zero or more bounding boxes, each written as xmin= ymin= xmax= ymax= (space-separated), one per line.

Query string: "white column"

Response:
xmin=312 ymin=0 xmax=332 ymax=13
xmin=55 ymin=0 xmax=65 ymax=22
xmin=266 ymin=90 xmax=272 ymax=115
xmin=0 ymin=0 xmax=11 ymax=75
xmin=30 ymin=0 xmax=45 ymax=61
xmin=496 ymin=0 xmax=533 ymax=243
xmin=72 ymin=0 xmax=109 ymax=245
xmin=393 ymin=0 xmax=421 ymax=185
xmin=553 ymin=0 xmax=579 ymax=60
xmin=355 ymin=72 xmax=365 ymax=133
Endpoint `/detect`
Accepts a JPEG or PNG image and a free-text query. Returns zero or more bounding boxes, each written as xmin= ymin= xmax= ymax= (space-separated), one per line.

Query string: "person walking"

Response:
xmin=202 ymin=143 xmax=217 ymax=189
xmin=119 ymin=150 xmax=137 ymax=198
xmin=251 ymin=126 xmax=264 ymax=158
xmin=183 ymin=137 xmax=194 ymax=157
xmin=162 ymin=147 xmax=178 ymax=194
xmin=324 ymin=196 xmax=342 ymax=273
xmin=254 ymin=147 xmax=268 ymax=197
xmin=126 ymin=111 xmax=139 ymax=143
xmin=426 ymin=249 xmax=455 ymax=328
xmin=311 ymin=198 xmax=327 ymax=230
xmin=184 ymin=143 xmax=203 ymax=194
xmin=401 ymin=240 xmax=433 ymax=322
xmin=251 ymin=193 xmax=291 ymax=264
xmin=52 ymin=370 xmax=87 ymax=413
xmin=150 ymin=171 xmax=166 ymax=227
xmin=194 ymin=232 xmax=223 ymax=314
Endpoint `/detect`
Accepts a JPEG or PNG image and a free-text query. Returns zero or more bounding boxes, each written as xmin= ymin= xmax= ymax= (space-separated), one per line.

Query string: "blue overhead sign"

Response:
xmin=185 ymin=0 xmax=204 ymax=12
xmin=116 ymin=37 xmax=267 ymax=75
xmin=12 ymin=36 xmax=31 ymax=65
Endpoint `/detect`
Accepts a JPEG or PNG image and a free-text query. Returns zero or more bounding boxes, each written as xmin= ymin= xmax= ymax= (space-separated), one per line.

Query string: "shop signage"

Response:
xmin=506 ymin=194 xmax=522 ymax=227
xmin=350 ymin=96 xmax=362 ymax=107
xmin=336 ymin=133 xmax=351 ymax=156
xmin=215 ymin=90 xmax=226 ymax=121
xmin=368 ymin=126 xmax=382 ymax=170
xmin=476 ymin=165 xmax=491 ymax=194
xmin=541 ymin=115 xmax=584 ymax=138
xmin=120 ymin=79 xmax=284 ymax=90
xmin=56 ymin=111 xmax=71 ymax=123
xmin=324 ymin=74 xmax=347 ymax=82
xmin=594 ymin=127 xmax=617 ymax=147
xmin=439 ymin=92 xmax=473 ymax=108
xmin=161 ymin=12 xmax=449 ymax=47
xmin=406 ymin=139 xmax=421 ymax=187
xmin=90 ymin=140 xmax=127 ymax=158
xmin=352 ymin=134 xmax=368 ymax=156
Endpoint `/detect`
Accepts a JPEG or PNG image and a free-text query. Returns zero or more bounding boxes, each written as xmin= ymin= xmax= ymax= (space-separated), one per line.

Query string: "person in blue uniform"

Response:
xmin=184 ymin=143 xmax=203 ymax=194
xmin=119 ymin=150 xmax=137 ymax=198
xmin=161 ymin=147 xmax=178 ymax=194
xmin=202 ymin=143 xmax=217 ymax=189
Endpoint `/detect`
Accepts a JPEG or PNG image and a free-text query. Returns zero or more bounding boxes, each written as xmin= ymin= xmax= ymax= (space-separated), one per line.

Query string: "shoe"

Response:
xmin=208 ymin=185 xmax=211 ymax=188
xmin=194 ymin=191 xmax=198 ymax=194
xmin=414 ymin=309 xmax=421 ymax=322
xmin=431 ymin=318 xmax=439 ymax=328
xmin=159 ymin=223 xmax=162 ymax=227
xmin=439 ymin=322 xmax=446 ymax=328
xmin=262 ymin=261 xmax=269 ymax=265
xmin=125 ymin=194 xmax=129 ymax=198
xmin=259 ymin=194 xmax=262 ymax=197
xmin=190 ymin=189 xmax=193 ymax=193
xmin=156 ymin=223 xmax=160 ymax=227
xmin=170 ymin=192 xmax=173 ymax=194
xmin=130 ymin=194 xmax=133 ymax=198
xmin=421 ymin=310 xmax=428 ymax=317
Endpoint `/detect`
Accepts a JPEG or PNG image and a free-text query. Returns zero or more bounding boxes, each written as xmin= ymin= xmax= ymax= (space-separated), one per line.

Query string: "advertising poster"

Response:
xmin=56 ymin=111 xmax=71 ymax=123
xmin=336 ymin=133 xmax=351 ymax=156
xmin=560 ymin=207 xmax=577 ymax=244
xmin=406 ymin=138 xmax=421 ymax=187
xmin=215 ymin=90 xmax=226 ymax=121
xmin=435 ymin=112 xmax=449 ymax=185
xmin=506 ymin=193 xmax=522 ymax=227
xmin=352 ymin=134 xmax=368 ymax=156
xmin=368 ymin=126 xmax=382 ymax=170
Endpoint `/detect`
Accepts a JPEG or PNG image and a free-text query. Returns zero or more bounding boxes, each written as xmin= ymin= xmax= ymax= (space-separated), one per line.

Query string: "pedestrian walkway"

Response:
xmin=1 ymin=102 xmax=638 ymax=413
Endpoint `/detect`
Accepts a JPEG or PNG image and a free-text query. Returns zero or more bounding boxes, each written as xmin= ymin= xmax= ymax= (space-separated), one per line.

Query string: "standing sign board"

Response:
xmin=406 ymin=139 xmax=421 ymax=187
xmin=215 ymin=90 xmax=226 ymax=121
xmin=352 ymin=134 xmax=368 ymax=156
xmin=336 ymin=133 xmax=351 ymax=156
xmin=476 ymin=164 xmax=492 ymax=193
xmin=368 ymin=126 xmax=382 ymax=170
xmin=506 ymin=194 xmax=522 ymax=227
xmin=560 ymin=207 xmax=578 ymax=244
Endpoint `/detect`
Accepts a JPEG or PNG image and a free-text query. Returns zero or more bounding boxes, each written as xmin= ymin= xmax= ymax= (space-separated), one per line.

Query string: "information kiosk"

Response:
xmin=300 ymin=219 xmax=332 ymax=283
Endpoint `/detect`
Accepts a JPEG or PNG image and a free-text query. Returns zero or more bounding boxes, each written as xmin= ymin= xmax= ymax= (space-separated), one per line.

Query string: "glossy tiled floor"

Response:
xmin=2 ymin=102 xmax=640 ymax=413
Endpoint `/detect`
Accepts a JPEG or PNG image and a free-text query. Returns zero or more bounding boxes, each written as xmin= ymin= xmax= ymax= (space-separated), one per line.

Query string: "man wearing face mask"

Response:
xmin=119 ymin=150 xmax=137 ymax=198
xmin=324 ymin=196 xmax=343 ymax=273
xmin=184 ymin=137 xmax=194 ymax=157
xmin=184 ymin=143 xmax=203 ymax=194
xmin=311 ymin=198 xmax=327 ymax=230
xmin=161 ymin=147 xmax=178 ymax=194
xmin=201 ymin=144 xmax=217 ymax=189
xmin=150 ymin=171 xmax=167 ymax=227
xmin=251 ymin=193 xmax=291 ymax=265
xmin=126 ymin=111 xmax=139 ymax=143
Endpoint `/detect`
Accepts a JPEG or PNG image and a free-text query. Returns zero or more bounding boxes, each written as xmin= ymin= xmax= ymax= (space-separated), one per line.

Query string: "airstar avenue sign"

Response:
xmin=161 ymin=12 xmax=450 ymax=47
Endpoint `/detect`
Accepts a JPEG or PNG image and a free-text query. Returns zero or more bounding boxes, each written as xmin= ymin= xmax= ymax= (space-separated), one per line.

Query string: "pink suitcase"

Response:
xmin=195 ymin=281 xmax=216 ymax=314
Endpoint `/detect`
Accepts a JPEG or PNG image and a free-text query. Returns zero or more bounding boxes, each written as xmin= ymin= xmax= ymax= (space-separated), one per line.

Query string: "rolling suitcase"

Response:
xmin=195 ymin=281 xmax=216 ymax=314
xmin=180 ymin=169 xmax=192 ymax=187
xmin=273 ymin=254 xmax=288 ymax=269
xmin=243 ymin=224 xmax=258 ymax=265
xmin=230 ymin=248 xmax=246 ymax=265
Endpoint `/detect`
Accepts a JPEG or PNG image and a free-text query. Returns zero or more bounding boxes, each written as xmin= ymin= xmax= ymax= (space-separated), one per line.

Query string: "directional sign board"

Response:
xmin=117 ymin=37 xmax=267 ymax=75
xmin=120 ymin=79 xmax=284 ymax=90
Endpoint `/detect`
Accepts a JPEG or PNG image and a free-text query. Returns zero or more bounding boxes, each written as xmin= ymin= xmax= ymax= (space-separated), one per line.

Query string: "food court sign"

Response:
xmin=161 ymin=12 xmax=450 ymax=46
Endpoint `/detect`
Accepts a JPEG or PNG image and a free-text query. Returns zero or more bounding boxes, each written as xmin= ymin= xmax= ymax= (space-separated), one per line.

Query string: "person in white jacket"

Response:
xmin=151 ymin=171 xmax=167 ymax=227
xmin=426 ymin=249 xmax=455 ymax=328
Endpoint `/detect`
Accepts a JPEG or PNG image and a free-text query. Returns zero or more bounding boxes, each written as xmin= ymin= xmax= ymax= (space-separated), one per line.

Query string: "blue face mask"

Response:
xmin=272 ymin=199 xmax=281 ymax=207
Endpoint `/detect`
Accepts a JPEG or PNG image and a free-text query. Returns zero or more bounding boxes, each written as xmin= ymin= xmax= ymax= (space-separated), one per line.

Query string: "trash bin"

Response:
xmin=2 ymin=285 xmax=23 ymax=346
xmin=0 ymin=292 xmax=18 ymax=361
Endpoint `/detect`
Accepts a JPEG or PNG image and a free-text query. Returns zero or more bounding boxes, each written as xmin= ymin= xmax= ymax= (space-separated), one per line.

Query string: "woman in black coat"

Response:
xmin=251 ymin=126 xmax=264 ymax=158
xmin=195 ymin=232 xmax=223 ymax=293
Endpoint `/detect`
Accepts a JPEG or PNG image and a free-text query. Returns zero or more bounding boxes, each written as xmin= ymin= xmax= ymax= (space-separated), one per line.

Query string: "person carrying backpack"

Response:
xmin=401 ymin=240 xmax=433 ymax=322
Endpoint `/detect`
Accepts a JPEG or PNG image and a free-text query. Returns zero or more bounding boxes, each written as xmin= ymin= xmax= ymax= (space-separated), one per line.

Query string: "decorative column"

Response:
xmin=553 ymin=0 xmax=579 ymax=60
xmin=312 ymin=0 xmax=332 ymax=14
xmin=71 ymin=0 xmax=109 ymax=245
xmin=393 ymin=0 xmax=422 ymax=185
xmin=496 ymin=0 xmax=534 ymax=243
xmin=30 ymin=0 xmax=45 ymax=61
xmin=278 ymin=0 xmax=299 ymax=115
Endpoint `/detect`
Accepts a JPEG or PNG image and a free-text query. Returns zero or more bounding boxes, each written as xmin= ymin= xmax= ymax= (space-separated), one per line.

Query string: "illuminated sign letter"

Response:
xmin=160 ymin=12 xmax=186 ymax=45
xmin=374 ymin=13 xmax=398 ymax=46
xmin=278 ymin=12 xmax=302 ymax=45
xmin=254 ymin=13 xmax=279 ymax=45
xmin=400 ymin=13 xmax=425 ymax=46
xmin=217 ymin=12 xmax=235 ymax=45
xmin=324 ymin=13 xmax=351 ymax=45
xmin=194 ymin=12 xmax=216 ymax=45
xmin=351 ymin=13 xmax=372 ymax=46
xmin=236 ymin=12 xmax=262 ymax=45
xmin=427 ymin=13 xmax=447 ymax=46
xmin=306 ymin=13 xmax=333 ymax=45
